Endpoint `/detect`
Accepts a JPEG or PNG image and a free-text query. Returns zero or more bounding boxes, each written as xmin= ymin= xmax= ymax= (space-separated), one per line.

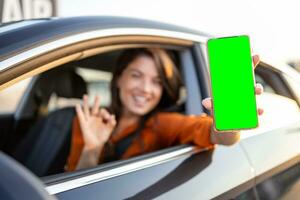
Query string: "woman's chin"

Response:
xmin=128 ymin=107 xmax=153 ymax=117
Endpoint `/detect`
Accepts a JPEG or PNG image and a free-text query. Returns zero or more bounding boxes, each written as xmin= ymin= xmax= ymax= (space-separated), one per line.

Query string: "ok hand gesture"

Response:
xmin=76 ymin=95 xmax=116 ymax=151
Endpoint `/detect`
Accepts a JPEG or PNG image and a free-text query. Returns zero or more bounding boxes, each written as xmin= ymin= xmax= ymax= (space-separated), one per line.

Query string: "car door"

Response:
xmin=41 ymin=43 xmax=256 ymax=200
xmin=0 ymin=17 xmax=260 ymax=200
xmin=238 ymin=63 xmax=300 ymax=199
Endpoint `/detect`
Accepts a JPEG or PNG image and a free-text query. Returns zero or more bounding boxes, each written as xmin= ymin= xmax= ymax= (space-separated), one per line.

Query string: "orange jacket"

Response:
xmin=67 ymin=112 xmax=214 ymax=171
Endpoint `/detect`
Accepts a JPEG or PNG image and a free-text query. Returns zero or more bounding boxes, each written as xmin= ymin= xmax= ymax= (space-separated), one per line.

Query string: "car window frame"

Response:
xmin=0 ymin=31 xmax=218 ymax=195
xmin=44 ymin=45 xmax=211 ymax=194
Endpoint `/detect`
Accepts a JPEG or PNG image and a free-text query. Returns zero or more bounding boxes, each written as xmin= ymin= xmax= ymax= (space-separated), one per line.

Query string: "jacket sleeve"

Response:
xmin=66 ymin=116 xmax=84 ymax=171
xmin=154 ymin=112 xmax=215 ymax=149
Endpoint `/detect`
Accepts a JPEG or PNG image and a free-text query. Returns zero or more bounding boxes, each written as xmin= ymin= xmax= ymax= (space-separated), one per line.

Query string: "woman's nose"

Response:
xmin=140 ymin=79 xmax=152 ymax=93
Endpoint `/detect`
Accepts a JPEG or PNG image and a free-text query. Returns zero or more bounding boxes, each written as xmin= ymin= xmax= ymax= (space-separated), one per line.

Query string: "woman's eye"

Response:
xmin=153 ymin=79 xmax=162 ymax=86
xmin=131 ymin=73 xmax=140 ymax=78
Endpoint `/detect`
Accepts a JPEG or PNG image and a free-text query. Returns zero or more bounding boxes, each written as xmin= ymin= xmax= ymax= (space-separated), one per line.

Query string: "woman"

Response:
xmin=67 ymin=48 xmax=263 ymax=171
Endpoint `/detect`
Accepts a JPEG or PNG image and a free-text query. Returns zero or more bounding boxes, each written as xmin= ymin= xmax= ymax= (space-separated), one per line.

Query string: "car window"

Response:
xmin=0 ymin=47 xmax=190 ymax=177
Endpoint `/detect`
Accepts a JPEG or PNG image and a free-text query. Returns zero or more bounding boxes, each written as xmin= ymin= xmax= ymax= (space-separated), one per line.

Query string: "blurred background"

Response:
xmin=1 ymin=0 xmax=300 ymax=70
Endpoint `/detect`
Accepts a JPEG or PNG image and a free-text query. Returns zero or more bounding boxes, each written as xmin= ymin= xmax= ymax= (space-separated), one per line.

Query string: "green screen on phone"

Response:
xmin=207 ymin=35 xmax=258 ymax=131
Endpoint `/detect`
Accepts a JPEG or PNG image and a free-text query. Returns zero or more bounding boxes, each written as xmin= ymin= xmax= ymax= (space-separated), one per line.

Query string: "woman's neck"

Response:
xmin=115 ymin=110 xmax=140 ymax=135
xmin=120 ymin=110 xmax=140 ymax=125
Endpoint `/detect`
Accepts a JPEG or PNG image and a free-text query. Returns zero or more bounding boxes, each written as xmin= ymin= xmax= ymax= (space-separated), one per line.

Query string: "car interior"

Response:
xmin=0 ymin=47 xmax=186 ymax=177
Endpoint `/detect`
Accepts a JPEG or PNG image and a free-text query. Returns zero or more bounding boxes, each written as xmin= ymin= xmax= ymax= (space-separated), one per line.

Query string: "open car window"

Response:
xmin=0 ymin=46 xmax=194 ymax=178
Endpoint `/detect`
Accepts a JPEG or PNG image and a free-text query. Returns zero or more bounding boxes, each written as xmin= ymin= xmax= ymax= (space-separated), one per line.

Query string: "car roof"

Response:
xmin=0 ymin=16 xmax=210 ymax=61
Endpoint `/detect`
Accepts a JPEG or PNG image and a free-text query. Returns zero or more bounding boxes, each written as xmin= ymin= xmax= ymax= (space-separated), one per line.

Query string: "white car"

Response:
xmin=0 ymin=16 xmax=300 ymax=200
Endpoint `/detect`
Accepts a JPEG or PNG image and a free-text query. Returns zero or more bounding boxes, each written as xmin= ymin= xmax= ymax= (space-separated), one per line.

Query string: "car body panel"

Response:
xmin=0 ymin=16 xmax=209 ymax=72
xmin=241 ymin=120 xmax=300 ymax=183
xmin=50 ymin=145 xmax=254 ymax=200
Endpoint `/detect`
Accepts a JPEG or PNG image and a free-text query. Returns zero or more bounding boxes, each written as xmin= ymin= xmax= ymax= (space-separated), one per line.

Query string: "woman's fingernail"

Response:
xmin=258 ymin=108 xmax=264 ymax=115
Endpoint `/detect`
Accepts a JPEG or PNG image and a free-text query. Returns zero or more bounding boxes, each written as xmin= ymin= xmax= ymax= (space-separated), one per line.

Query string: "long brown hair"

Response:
xmin=110 ymin=48 xmax=182 ymax=119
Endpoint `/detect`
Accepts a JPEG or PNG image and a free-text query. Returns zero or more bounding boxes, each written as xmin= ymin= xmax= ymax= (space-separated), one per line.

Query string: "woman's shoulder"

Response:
xmin=156 ymin=111 xmax=208 ymax=117
xmin=145 ymin=111 xmax=213 ymax=136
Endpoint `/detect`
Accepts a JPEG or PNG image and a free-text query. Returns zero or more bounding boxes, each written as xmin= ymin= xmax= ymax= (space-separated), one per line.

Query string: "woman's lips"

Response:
xmin=132 ymin=95 xmax=149 ymax=107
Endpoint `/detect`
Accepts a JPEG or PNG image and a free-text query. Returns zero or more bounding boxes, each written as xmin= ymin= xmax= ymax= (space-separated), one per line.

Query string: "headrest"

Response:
xmin=35 ymin=69 xmax=87 ymax=104
xmin=53 ymin=70 xmax=87 ymax=98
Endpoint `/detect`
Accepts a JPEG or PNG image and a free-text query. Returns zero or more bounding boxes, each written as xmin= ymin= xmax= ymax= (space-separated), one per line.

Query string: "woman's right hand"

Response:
xmin=76 ymin=95 xmax=116 ymax=152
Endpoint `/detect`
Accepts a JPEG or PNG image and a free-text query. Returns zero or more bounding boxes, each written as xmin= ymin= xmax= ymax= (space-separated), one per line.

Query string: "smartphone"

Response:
xmin=207 ymin=35 xmax=258 ymax=131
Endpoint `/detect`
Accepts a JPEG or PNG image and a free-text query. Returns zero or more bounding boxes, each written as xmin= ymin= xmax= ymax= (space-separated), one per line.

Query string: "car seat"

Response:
xmin=13 ymin=68 xmax=87 ymax=176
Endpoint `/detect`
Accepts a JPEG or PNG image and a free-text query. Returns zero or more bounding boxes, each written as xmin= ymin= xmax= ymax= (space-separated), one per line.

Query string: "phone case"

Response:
xmin=207 ymin=35 xmax=258 ymax=132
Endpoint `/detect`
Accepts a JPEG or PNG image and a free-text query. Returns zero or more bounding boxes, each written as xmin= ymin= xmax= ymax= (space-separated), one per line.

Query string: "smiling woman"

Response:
xmin=114 ymin=50 xmax=164 ymax=117
xmin=66 ymin=47 xmax=262 ymax=171
xmin=68 ymin=48 xmax=207 ymax=170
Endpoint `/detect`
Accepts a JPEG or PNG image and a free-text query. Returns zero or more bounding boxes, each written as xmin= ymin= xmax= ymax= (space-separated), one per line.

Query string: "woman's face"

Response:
xmin=117 ymin=55 xmax=163 ymax=117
